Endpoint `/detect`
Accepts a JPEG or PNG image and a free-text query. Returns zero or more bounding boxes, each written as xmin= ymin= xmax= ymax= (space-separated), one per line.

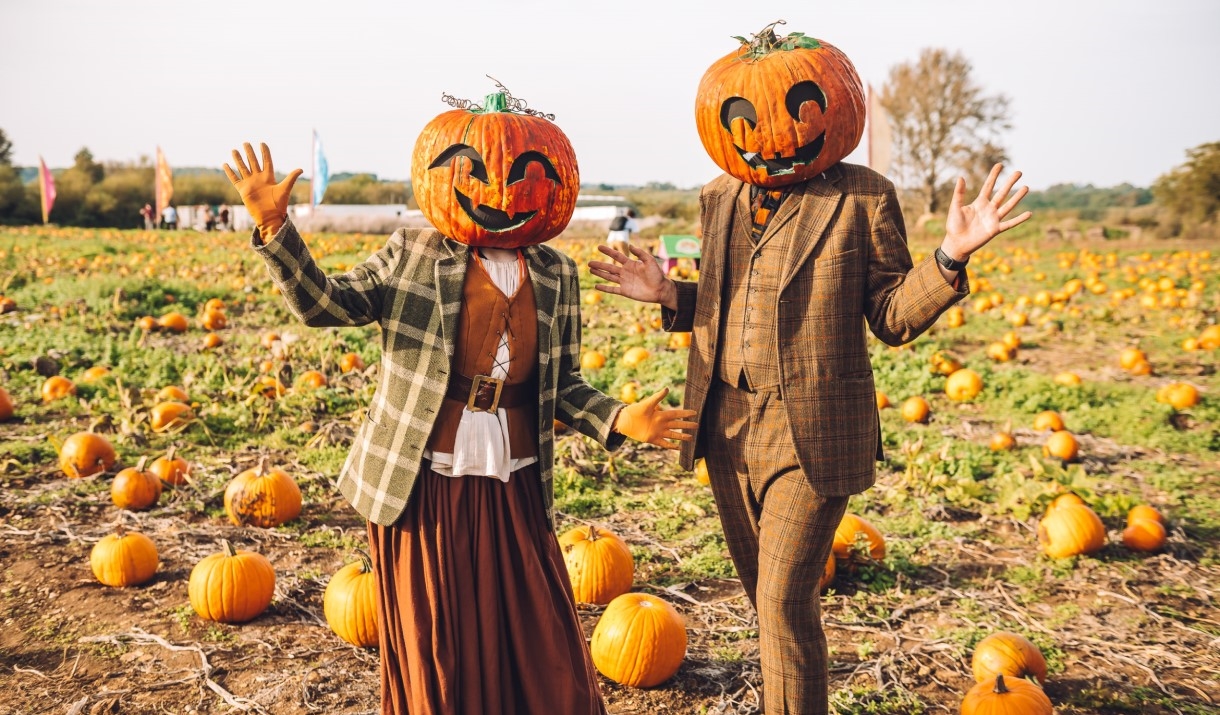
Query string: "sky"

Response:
xmin=2 ymin=0 xmax=1217 ymax=191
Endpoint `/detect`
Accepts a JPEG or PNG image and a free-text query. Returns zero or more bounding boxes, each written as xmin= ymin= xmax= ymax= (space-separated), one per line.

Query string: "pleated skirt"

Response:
xmin=366 ymin=462 xmax=607 ymax=715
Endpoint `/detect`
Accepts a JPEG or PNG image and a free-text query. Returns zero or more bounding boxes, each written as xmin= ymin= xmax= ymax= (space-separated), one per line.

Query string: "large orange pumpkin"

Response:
xmin=971 ymin=631 xmax=1048 ymax=686
xmin=149 ymin=446 xmax=190 ymax=486
xmin=323 ymin=552 xmax=379 ymax=648
xmin=150 ymin=401 xmax=194 ymax=432
xmin=41 ymin=375 xmax=77 ymax=403
xmin=90 ymin=525 xmax=159 ymax=588
xmin=188 ymin=540 xmax=276 ymax=623
xmin=224 ymin=459 xmax=302 ymax=528
xmin=59 ymin=431 xmax=118 ymax=478
xmin=961 ymin=675 xmax=1053 ymax=715
xmin=557 ymin=525 xmax=635 ymax=605
xmin=590 ymin=593 xmax=687 ymax=688
xmin=695 ymin=21 xmax=865 ymax=188
xmin=1037 ymin=502 xmax=1105 ymax=559
xmin=411 ymin=87 xmax=578 ymax=248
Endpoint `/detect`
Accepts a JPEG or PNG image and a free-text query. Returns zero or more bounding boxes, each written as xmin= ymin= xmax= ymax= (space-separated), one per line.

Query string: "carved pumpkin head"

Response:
xmin=695 ymin=21 xmax=866 ymax=188
xmin=412 ymin=87 xmax=578 ymax=248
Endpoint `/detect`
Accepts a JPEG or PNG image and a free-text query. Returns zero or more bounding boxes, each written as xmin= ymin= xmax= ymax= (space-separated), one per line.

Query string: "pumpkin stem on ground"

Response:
xmin=356 ymin=549 xmax=374 ymax=574
xmin=136 ymin=455 xmax=148 ymax=471
xmin=221 ymin=539 xmax=237 ymax=558
xmin=166 ymin=445 xmax=176 ymax=462
xmin=993 ymin=674 xmax=1009 ymax=694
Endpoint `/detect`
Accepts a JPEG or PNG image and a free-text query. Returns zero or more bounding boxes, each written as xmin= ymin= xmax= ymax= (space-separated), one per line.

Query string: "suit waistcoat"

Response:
xmin=426 ymin=256 xmax=539 ymax=458
xmin=716 ymin=187 xmax=795 ymax=390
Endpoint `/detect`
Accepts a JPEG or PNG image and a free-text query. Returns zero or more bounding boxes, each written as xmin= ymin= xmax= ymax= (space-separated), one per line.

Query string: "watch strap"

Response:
xmin=935 ymin=246 xmax=969 ymax=271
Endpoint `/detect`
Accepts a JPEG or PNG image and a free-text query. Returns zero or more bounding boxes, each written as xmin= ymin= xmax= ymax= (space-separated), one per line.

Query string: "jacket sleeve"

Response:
xmin=553 ymin=262 xmax=627 ymax=452
xmin=252 ymin=219 xmax=402 ymax=328
xmin=660 ymin=280 xmax=698 ymax=333
xmin=863 ymin=187 xmax=970 ymax=346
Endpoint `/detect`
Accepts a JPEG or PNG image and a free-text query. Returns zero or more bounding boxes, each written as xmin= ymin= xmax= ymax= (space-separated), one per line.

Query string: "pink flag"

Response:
xmin=38 ymin=156 xmax=56 ymax=224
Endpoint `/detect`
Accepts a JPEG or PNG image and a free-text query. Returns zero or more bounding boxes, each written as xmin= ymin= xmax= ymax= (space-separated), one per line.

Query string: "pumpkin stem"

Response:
xmin=136 ymin=455 xmax=148 ymax=472
xmin=993 ymin=674 xmax=1009 ymax=694
xmin=482 ymin=92 xmax=508 ymax=113
xmin=221 ymin=539 xmax=237 ymax=558
xmin=356 ymin=549 xmax=374 ymax=574
xmin=586 ymin=525 xmax=600 ymax=542
xmin=735 ymin=19 xmax=821 ymax=60
xmin=166 ymin=445 xmax=176 ymax=462
xmin=440 ymin=77 xmax=556 ymax=121
xmin=115 ymin=522 xmax=127 ymax=539
xmin=257 ymin=455 xmax=268 ymax=478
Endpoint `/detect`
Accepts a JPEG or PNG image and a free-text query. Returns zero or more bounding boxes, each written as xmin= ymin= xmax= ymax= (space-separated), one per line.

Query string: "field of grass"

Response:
xmin=0 ymin=218 xmax=1216 ymax=714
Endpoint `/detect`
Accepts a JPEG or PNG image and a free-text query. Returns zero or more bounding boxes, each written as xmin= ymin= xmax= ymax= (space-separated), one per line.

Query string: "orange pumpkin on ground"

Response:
xmin=622 ymin=347 xmax=651 ymax=368
xmin=1123 ymin=518 xmax=1167 ymax=552
xmin=961 ymin=674 xmax=1053 ymax=715
xmin=590 ymin=593 xmax=687 ymax=688
xmin=581 ymin=351 xmax=607 ymax=370
xmin=199 ymin=309 xmax=227 ymax=331
xmin=1032 ymin=410 xmax=1065 ymax=432
xmin=80 ymin=366 xmax=112 ymax=382
xmin=91 ymin=526 xmax=159 ymax=588
xmin=339 ymin=352 xmax=366 ymax=373
xmin=971 ymin=631 xmax=1048 ymax=685
xmin=558 ymin=525 xmax=635 ymax=606
xmin=150 ymin=401 xmax=194 ymax=432
xmin=156 ymin=385 xmax=189 ymax=402
xmin=41 ymin=375 xmax=77 ymax=403
xmin=59 ymin=432 xmax=117 ymax=478
xmin=901 ymin=396 xmax=930 ymax=424
xmin=297 ymin=370 xmax=329 ymax=390
xmin=188 ymin=540 xmax=276 ymax=623
xmin=1043 ymin=430 xmax=1079 ymax=462
xmin=1127 ymin=505 xmax=1163 ymax=525
xmin=324 ymin=552 xmax=379 ymax=648
xmin=945 ymin=368 xmax=983 ymax=402
xmin=149 ymin=446 xmax=190 ymax=486
xmin=157 ymin=312 xmax=189 ymax=333
xmin=202 ymin=332 xmax=224 ymax=349
xmin=0 ymin=387 xmax=13 ymax=421
xmin=989 ymin=432 xmax=1016 ymax=451
xmin=1038 ymin=502 xmax=1105 ymax=558
xmin=111 ymin=457 xmax=162 ymax=511
xmin=832 ymin=513 xmax=886 ymax=561
xmin=224 ymin=459 xmax=303 ymax=528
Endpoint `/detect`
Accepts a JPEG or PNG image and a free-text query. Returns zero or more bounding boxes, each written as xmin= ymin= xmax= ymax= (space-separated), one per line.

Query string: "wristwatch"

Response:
xmin=935 ymin=246 xmax=969 ymax=271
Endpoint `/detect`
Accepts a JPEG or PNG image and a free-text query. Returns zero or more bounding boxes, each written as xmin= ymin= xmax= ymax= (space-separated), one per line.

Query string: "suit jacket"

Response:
xmin=664 ymin=162 xmax=969 ymax=495
xmin=254 ymin=221 xmax=625 ymax=526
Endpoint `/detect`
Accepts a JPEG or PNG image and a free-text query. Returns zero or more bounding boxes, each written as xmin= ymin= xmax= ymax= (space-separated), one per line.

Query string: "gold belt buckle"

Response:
xmin=466 ymin=374 xmax=504 ymax=413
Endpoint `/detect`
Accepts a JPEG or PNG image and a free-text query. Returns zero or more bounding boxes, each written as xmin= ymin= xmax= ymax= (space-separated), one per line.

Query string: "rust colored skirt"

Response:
xmin=366 ymin=462 xmax=607 ymax=715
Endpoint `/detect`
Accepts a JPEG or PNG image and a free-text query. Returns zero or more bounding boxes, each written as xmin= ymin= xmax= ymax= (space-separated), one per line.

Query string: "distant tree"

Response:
xmin=879 ymin=48 xmax=1012 ymax=216
xmin=73 ymin=147 xmax=105 ymax=183
xmin=1153 ymin=141 xmax=1220 ymax=227
xmin=0 ymin=128 xmax=13 ymax=166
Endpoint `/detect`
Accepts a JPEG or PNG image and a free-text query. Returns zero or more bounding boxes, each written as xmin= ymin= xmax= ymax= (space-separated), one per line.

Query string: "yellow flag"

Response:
xmin=155 ymin=146 xmax=174 ymax=217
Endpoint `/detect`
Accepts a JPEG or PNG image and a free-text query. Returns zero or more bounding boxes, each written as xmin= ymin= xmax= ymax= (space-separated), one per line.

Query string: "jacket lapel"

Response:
xmin=434 ymin=238 xmax=470 ymax=358
xmin=702 ymin=177 xmax=740 ymax=299
xmin=524 ymin=246 xmax=561 ymax=360
xmin=780 ymin=166 xmax=845 ymax=291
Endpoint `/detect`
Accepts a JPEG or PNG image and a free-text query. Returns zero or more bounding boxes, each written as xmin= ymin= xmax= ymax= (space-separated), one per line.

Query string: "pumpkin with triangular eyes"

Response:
xmin=695 ymin=22 xmax=866 ymax=188
xmin=412 ymin=90 xmax=578 ymax=248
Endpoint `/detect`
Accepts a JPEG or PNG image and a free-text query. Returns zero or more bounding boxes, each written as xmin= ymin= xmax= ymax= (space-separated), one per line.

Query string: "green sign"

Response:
xmin=659 ymin=234 xmax=701 ymax=259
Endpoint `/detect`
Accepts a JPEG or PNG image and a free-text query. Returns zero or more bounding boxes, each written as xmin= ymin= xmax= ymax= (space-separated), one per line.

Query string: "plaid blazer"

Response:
xmin=664 ymin=162 xmax=969 ymax=495
xmin=254 ymin=221 xmax=625 ymax=526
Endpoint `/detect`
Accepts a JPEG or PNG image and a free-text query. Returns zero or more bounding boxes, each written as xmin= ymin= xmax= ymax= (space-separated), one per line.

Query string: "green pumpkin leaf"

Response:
xmin=794 ymin=36 xmax=821 ymax=49
xmin=730 ymin=35 xmax=749 ymax=44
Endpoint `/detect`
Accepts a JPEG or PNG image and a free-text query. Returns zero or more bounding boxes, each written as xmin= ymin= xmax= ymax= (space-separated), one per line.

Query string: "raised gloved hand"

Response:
xmin=613 ymin=387 xmax=698 ymax=450
xmin=223 ymin=142 xmax=303 ymax=242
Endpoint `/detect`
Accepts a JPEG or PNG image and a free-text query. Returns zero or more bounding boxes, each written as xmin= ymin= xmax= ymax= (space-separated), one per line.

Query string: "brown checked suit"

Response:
xmin=663 ymin=162 xmax=968 ymax=713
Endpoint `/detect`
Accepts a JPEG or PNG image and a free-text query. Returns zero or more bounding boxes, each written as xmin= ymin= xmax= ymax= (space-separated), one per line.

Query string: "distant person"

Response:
xmin=218 ymin=205 xmax=231 ymax=231
xmin=605 ymin=208 xmax=638 ymax=256
xmin=139 ymin=204 xmax=154 ymax=230
xmin=201 ymin=204 xmax=215 ymax=231
xmin=161 ymin=205 xmax=178 ymax=230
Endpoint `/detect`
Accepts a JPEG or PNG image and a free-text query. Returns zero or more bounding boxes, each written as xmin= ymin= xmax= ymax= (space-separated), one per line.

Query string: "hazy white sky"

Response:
xmin=3 ymin=0 xmax=1217 ymax=190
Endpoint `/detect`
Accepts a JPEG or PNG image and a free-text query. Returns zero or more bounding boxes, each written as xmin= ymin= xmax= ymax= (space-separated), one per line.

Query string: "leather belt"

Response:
xmin=447 ymin=374 xmax=533 ymax=412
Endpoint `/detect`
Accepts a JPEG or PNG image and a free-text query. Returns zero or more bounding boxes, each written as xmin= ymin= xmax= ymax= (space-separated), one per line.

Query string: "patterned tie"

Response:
xmin=750 ymin=187 xmax=789 ymax=244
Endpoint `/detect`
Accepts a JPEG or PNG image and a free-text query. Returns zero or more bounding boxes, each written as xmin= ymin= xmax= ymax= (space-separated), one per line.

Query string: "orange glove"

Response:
xmin=223 ymin=142 xmax=303 ymax=242
xmin=613 ymin=388 xmax=698 ymax=450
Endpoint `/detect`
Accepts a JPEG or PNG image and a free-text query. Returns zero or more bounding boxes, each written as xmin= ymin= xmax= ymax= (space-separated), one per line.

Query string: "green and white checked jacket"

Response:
xmin=253 ymin=220 xmax=626 ymax=527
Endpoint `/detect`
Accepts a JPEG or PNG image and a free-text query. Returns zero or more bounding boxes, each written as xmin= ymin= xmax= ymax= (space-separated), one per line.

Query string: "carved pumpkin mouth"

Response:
xmin=733 ymin=131 xmax=826 ymax=176
xmin=452 ymin=189 xmax=538 ymax=232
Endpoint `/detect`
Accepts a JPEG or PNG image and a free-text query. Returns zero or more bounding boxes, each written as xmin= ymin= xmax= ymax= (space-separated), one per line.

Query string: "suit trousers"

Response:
xmin=704 ymin=379 xmax=850 ymax=715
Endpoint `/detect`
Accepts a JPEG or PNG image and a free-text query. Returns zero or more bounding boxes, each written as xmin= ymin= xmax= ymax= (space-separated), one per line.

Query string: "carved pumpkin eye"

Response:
xmin=785 ymin=80 xmax=827 ymax=120
xmin=719 ymin=96 xmax=757 ymax=131
xmin=507 ymin=151 xmax=563 ymax=186
xmin=428 ymin=143 xmax=489 ymax=184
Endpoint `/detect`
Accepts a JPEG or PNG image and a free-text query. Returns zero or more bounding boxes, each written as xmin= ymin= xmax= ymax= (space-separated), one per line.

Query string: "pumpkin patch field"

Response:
xmin=0 ymin=221 xmax=1217 ymax=714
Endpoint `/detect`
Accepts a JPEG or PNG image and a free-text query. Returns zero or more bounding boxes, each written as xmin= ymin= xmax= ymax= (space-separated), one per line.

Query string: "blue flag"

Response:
xmin=312 ymin=130 xmax=329 ymax=207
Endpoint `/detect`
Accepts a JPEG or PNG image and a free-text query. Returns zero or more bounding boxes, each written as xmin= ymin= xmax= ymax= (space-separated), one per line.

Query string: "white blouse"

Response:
xmin=424 ymin=250 xmax=538 ymax=482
